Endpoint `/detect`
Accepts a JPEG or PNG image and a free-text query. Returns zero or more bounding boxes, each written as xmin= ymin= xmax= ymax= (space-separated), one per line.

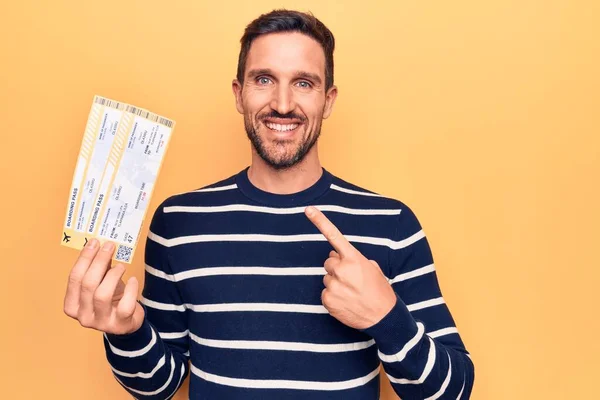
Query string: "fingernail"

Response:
xmin=102 ymin=241 xmax=115 ymax=252
xmin=87 ymin=238 xmax=98 ymax=249
xmin=306 ymin=206 xmax=316 ymax=217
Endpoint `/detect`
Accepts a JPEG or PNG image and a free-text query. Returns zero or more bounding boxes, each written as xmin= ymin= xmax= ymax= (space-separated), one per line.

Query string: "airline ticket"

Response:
xmin=61 ymin=95 xmax=175 ymax=263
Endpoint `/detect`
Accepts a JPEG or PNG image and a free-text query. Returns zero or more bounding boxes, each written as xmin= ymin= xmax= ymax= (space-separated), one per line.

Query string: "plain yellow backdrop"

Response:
xmin=1 ymin=0 xmax=598 ymax=398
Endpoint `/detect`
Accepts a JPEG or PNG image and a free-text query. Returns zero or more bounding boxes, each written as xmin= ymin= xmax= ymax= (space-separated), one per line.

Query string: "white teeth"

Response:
xmin=265 ymin=122 xmax=299 ymax=132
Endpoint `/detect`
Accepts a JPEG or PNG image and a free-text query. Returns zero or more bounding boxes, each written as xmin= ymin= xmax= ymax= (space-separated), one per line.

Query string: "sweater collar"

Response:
xmin=235 ymin=166 xmax=333 ymax=207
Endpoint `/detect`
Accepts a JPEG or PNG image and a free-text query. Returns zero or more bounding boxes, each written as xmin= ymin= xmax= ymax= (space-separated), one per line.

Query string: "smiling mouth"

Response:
xmin=264 ymin=121 xmax=301 ymax=132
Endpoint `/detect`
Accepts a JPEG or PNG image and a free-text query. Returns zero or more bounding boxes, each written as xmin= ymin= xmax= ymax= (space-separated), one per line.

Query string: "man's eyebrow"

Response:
xmin=247 ymin=69 xmax=273 ymax=79
xmin=295 ymin=71 xmax=322 ymax=85
xmin=246 ymin=69 xmax=323 ymax=85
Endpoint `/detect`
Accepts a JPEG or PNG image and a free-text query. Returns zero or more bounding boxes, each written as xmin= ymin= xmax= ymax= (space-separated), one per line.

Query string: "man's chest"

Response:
xmin=169 ymin=239 xmax=388 ymax=342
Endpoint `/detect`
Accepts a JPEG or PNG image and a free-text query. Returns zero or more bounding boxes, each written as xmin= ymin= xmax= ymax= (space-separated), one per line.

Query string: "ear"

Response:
xmin=322 ymin=85 xmax=338 ymax=119
xmin=232 ymin=79 xmax=244 ymax=114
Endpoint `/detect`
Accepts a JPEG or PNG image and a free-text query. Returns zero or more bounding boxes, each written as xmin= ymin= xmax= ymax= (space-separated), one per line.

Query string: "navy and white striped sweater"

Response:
xmin=103 ymin=167 xmax=475 ymax=399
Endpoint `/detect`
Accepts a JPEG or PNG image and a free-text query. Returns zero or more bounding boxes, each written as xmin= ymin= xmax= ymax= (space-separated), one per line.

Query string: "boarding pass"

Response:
xmin=61 ymin=95 xmax=175 ymax=263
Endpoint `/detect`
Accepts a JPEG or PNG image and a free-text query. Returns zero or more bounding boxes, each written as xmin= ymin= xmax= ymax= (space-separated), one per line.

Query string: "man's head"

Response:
xmin=232 ymin=9 xmax=338 ymax=170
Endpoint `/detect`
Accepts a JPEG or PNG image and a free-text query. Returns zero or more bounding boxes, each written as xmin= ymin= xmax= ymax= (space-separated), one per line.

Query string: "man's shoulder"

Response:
xmin=328 ymin=172 xmax=424 ymax=236
xmin=328 ymin=171 xmax=410 ymax=210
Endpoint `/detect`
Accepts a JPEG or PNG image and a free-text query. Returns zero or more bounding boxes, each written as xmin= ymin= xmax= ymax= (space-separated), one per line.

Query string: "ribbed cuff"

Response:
xmin=105 ymin=318 xmax=152 ymax=350
xmin=361 ymin=293 xmax=419 ymax=354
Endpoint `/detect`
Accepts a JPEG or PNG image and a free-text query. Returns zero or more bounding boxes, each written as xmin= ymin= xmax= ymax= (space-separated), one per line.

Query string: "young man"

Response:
xmin=64 ymin=9 xmax=475 ymax=400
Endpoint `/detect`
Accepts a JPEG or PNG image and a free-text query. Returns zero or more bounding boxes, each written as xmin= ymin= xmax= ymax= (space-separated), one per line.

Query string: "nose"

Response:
xmin=270 ymin=84 xmax=296 ymax=115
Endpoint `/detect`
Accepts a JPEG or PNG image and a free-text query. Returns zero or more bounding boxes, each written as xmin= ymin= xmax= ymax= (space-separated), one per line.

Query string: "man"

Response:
xmin=64 ymin=9 xmax=474 ymax=400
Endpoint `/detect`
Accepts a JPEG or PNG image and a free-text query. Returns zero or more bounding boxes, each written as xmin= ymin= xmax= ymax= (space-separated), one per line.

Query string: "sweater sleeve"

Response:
xmin=361 ymin=204 xmax=475 ymax=399
xmin=102 ymin=201 xmax=190 ymax=399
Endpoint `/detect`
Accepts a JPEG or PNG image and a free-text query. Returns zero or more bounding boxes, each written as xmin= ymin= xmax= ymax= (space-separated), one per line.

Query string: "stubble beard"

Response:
xmin=244 ymin=113 xmax=323 ymax=170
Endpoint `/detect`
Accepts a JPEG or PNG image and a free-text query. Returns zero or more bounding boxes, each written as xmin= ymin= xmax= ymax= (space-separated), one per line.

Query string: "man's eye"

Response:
xmin=297 ymin=81 xmax=311 ymax=88
xmin=258 ymin=77 xmax=271 ymax=85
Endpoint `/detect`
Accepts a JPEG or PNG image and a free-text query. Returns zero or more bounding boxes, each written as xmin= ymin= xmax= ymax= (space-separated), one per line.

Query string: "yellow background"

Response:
xmin=1 ymin=0 xmax=598 ymax=398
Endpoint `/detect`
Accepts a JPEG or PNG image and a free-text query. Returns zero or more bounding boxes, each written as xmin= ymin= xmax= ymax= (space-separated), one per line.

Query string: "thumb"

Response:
xmin=116 ymin=276 xmax=139 ymax=320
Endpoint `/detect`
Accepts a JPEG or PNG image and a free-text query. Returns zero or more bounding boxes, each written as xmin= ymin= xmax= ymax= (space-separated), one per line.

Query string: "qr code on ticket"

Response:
xmin=115 ymin=245 xmax=134 ymax=262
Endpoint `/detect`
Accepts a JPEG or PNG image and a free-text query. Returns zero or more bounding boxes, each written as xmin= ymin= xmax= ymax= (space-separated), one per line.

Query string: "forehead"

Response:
xmin=245 ymin=32 xmax=325 ymax=78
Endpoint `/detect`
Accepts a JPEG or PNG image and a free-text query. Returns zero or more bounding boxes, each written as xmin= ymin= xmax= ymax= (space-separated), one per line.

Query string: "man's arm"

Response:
xmin=103 ymin=202 xmax=190 ymax=399
xmin=305 ymin=205 xmax=474 ymax=399
xmin=361 ymin=205 xmax=475 ymax=399
xmin=64 ymin=202 xmax=189 ymax=400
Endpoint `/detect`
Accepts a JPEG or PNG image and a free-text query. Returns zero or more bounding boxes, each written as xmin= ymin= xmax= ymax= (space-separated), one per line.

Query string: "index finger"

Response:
xmin=305 ymin=206 xmax=357 ymax=258
xmin=64 ymin=238 xmax=100 ymax=316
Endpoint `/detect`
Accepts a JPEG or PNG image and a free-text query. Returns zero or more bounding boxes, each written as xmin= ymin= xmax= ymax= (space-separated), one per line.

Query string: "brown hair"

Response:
xmin=236 ymin=9 xmax=335 ymax=90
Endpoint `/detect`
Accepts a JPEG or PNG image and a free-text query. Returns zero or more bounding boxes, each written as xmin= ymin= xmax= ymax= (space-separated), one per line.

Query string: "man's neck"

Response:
xmin=247 ymin=152 xmax=323 ymax=195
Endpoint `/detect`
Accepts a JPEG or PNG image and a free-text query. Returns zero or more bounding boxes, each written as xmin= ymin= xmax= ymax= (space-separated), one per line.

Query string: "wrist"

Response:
xmin=104 ymin=317 xmax=152 ymax=350
xmin=360 ymin=292 xmax=420 ymax=352
xmin=368 ymin=286 xmax=398 ymax=328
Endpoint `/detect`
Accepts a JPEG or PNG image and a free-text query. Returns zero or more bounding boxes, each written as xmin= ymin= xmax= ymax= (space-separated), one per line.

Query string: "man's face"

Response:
xmin=233 ymin=32 xmax=337 ymax=170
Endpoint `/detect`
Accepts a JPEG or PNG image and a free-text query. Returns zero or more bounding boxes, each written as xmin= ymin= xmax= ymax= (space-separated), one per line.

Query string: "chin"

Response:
xmin=265 ymin=150 xmax=298 ymax=165
xmin=257 ymin=144 xmax=303 ymax=169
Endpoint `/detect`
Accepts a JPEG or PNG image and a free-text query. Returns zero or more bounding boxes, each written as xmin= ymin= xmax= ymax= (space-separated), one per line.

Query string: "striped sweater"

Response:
xmin=103 ymin=167 xmax=475 ymax=399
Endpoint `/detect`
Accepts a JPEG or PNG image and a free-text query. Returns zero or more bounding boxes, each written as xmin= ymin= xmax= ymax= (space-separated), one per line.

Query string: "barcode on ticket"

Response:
xmin=94 ymin=96 xmax=123 ymax=109
xmin=125 ymin=105 xmax=174 ymax=128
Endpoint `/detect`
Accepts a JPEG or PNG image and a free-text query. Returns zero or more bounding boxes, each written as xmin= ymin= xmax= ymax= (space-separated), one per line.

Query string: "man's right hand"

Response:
xmin=64 ymin=239 xmax=144 ymax=335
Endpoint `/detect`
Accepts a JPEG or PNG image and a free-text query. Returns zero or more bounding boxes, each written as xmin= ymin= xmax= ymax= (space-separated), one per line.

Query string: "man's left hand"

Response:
xmin=305 ymin=206 xmax=397 ymax=330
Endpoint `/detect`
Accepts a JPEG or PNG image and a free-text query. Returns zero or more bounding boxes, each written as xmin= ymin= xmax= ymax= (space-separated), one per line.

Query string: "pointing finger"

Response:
xmin=305 ymin=206 xmax=356 ymax=258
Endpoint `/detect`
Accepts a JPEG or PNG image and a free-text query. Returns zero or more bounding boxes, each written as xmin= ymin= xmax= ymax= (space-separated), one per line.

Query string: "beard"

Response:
xmin=244 ymin=111 xmax=322 ymax=170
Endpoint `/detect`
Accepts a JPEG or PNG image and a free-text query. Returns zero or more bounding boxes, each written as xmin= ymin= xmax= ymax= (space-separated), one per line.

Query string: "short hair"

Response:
xmin=236 ymin=9 xmax=335 ymax=90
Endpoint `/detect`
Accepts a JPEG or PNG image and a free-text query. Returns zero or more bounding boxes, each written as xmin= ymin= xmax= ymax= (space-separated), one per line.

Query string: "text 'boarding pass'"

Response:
xmin=61 ymin=95 xmax=175 ymax=263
